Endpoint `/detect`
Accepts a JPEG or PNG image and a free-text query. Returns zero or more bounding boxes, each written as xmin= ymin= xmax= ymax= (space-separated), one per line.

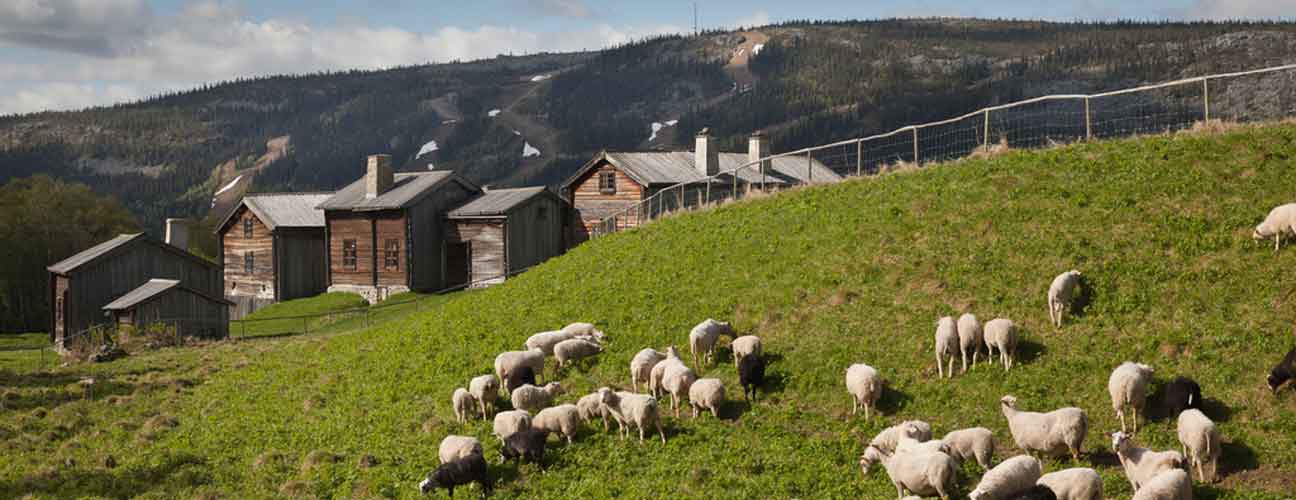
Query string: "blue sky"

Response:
xmin=0 ymin=0 xmax=1291 ymax=115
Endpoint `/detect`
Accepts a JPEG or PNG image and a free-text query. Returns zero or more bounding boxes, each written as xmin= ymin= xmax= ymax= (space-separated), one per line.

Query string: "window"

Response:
xmin=598 ymin=171 xmax=616 ymax=195
xmin=243 ymin=251 xmax=254 ymax=274
xmin=343 ymin=239 xmax=358 ymax=270
xmin=384 ymin=239 xmax=400 ymax=271
xmin=243 ymin=218 xmax=254 ymax=238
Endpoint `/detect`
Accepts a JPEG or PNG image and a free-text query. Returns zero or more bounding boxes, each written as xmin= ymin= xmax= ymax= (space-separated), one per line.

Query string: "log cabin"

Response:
xmin=444 ymin=187 xmax=567 ymax=288
xmin=215 ymin=192 xmax=332 ymax=317
xmin=104 ymin=279 xmax=231 ymax=339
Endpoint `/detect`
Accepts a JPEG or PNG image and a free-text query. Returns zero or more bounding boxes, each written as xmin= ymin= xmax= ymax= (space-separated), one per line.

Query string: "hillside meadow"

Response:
xmin=4 ymin=123 xmax=1296 ymax=498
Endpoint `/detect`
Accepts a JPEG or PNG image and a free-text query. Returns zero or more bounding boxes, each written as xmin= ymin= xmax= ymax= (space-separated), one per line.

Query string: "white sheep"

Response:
xmin=532 ymin=404 xmax=582 ymax=444
xmin=688 ymin=378 xmax=725 ymax=418
xmin=984 ymin=318 xmax=1019 ymax=371
xmin=688 ymin=318 xmax=734 ymax=369
xmin=731 ymin=335 xmax=762 ymax=367
xmin=869 ymin=421 xmax=934 ymax=455
xmin=438 ymin=435 xmax=483 ymax=464
xmin=969 ymin=455 xmax=1043 ymax=500
xmin=629 ymin=348 xmax=667 ymax=393
xmin=940 ymin=427 xmax=996 ymax=471
xmin=492 ymin=410 xmax=532 ymax=442
xmin=1253 ymin=202 xmax=1296 ymax=251
xmin=561 ymin=322 xmax=604 ymax=338
xmin=662 ymin=360 xmax=698 ymax=419
xmin=650 ymin=346 xmax=685 ymax=398
xmin=858 ymin=446 xmax=957 ymax=500
xmin=1000 ymin=395 xmax=1088 ymax=461
xmin=524 ymin=330 xmax=568 ymax=355
xmin=1037 ymin=468 xmax=1103 ymax=500
xmin=468 ymin=374 xmax=499 ymax=419
xmin=896 ymin=436 xmax=950 ymax=455
xmin=554 ymin=337 xmax=603 ymax=368
xmin=846 ymin=363 xmax=883 ymax=419
xmin=598 ymin=387 xmax=666 ymax=443
xmin=1048 ymin=270 xmax=1083 ymax=328
xmin=1131 ymin=469 xmax=1191 ymax=500
xmin=451 ymin=388 xmax=476 ymax=424
xmin=576 ymin=391 xmax=610 ymax=431
xmin=495 ymin=348 xmax=545 ymax=385
xmin=510 ymin=382 xmax=564 ymax=413
xmin=958 ymin=313 xmax=983 ymax=373
xmin=935 ymin=316 xmax=959 ymax=378
xmin=1110 ymin=431 xmax=1186 ymax=491
xmin=1177 ymin=408 xmax=1220 ymax=483
xmin=1108 ymin=361 xmax=1154 ymax=434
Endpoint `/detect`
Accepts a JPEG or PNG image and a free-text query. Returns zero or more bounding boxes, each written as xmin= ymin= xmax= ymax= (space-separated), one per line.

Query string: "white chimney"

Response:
xmin=748 ymin=131 xmax=771 ymax=175
xmin=695 ymin=128 xmax=719 ymax=176
xmin=365 ymin=154 xmax=394 ymax=199
xmin=164 ymin=218 xmax=191 ymax=250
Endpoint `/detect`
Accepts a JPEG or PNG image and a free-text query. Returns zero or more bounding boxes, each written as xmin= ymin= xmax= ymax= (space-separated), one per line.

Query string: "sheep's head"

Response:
xmin=858 ymin=446 xmax=884 ymax=473
xmin=418 ymin=468 xmax=450 ymax=495
xmin=1108 ymin=431 xmax=1132 ymax=452
xmin=1136 ymin=363 xmax=1154 ymax=374
xmin=545 ymin=382 xmax=564 ymax=395
xmin=999 ymin=395 xmax=1018 ymax=409
xmin=1069 ymin=269 xmax=1082 ymax=276
xmin=1269 ymin=371 xmax=1288 ymax=394
xmin=597 ymin=387 xmax=617 ymax=406
xmin=666 ymin=346 xmax=680 ymax=358
xmin=1253 ymin=224 xmax=1269 ymax=240
xmin=969 ymin=488 xmax=988 ymax=500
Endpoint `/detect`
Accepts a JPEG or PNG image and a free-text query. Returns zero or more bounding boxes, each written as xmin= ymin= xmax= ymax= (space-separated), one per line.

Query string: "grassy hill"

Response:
xmin=5 ymin=123 xmax=1296 ymax=498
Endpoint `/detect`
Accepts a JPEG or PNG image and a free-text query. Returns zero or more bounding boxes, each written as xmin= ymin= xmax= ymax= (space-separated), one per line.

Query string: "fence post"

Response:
xmin=806 ymin=152 xmax=813 ymax=184
xmin=1084 ymin=97 xmax=1092 ymax=141
xmin=1202 ymin=78 xmax=1211 ymax=122
xmin=732 ymin=167 xmax=738 ymax=198
xmin=856 ymin=139 xmax=863 ymax=176
xmin=912 ymin=127 xmax=920 ymax=165
xmin=303 ymin=317 xmax=309 ymax=335
xmin=705 ymin=180 xmax=711 ymax=205
xmin=983 ymin=110 xmax=990 ymax=151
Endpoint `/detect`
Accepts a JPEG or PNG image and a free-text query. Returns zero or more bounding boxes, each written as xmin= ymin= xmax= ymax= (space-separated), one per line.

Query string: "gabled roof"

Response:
xmin=103 ymin=278 xmax=232 ymax=311
xmin=562 ymin=150 xmax=842 ymax=191
xmin=47 ymin=234 xmax=144 ymax=274
xmin=447 ymin=187 xmax=558 ymax=218
xmin=317 ymin=171 xmax=479 ymax=212
xmin=217 ymin=192 xmax=332 ymax=233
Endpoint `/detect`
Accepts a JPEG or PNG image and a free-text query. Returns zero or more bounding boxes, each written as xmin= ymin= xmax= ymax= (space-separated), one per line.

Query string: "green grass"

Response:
xmin=0 ymin=333 xmax=52 ymax=372
xmin=6 ymin=123 xmax=1296 ymax=498
xmin=234 ymin=292 xmax=371 ymax=338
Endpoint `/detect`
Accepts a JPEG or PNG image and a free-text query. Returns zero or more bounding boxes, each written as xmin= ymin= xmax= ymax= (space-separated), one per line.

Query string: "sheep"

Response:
xmin=896 ymin=436 xmax=950 ymax=455
xmin=969 ymin=455 xmax=1043 ymax=500
xmin=731 ymin=335 xmax=762 ymax=367
xmin=1252 ymin=202 xmax=1296 ymax=251
xmin=561 ymin=322 xmax=605 ymax=340
xmin=689 ymin=318 xmax=735 ymax=369
xmin=451 ymin=388 xmax=477 ymax=424
xmin=524 ymin=330 xmax=568 ymax=355
xmin=554 ymin=337 xmax=603 ymax=368
xmin=1110 ymin=431 xmax=1185 ymax=491
xmin=1107 ymin=361 xmax=1154 ymax=433
xmin=1162 ymin=376 xmax=1202 ymax=418
xmin=858 ymin=446 xmax=957 ymax=500
xmin=629 ymin=348 xmax=667 ymax=393
xmin=941 ymin=427 xmax=996 ymax=471
xmin=1007 ymin=485 xmax=1057 ymax=500
xmin=1036 ymin=468 xmax=1102 ymax=500
xmin=503 ymin=365 xmax=536 ymax=394
xmin=597 ymin=387 xmax=666 ymax=443
xmin=495 ymin=348 xmax=545 ymax=385
xmin=532 ymin=404 xmax=582 ymax=444
xmin=958 ymin=313 xmax=983 ymax=373
xmin=468 ymin=374 xmax=499 ymax=419
xmin=438 ymin=435 xmax=483 ymax=464
xmin=739 ymin=353 xmax=767 ymax=402
xmin=846 ymin=363 xmax=883 ymax=419
xmin=868 ymin=421 xmax=934 ymax=455
xmin=662 ymin=360 xmax=698 ymax=418
xmin=1048 ymin=270 xmax=1083 ymax=328
xmin=499 ymin=427 xmax=548 ymax=469
xmin=510 ymin=382 xmax=564 ymax=413
xmin=650 ymin=346 xmax=686 ymax=398
xmin=419 ymin=453 xmax=492 ymax=498
xmin=1000 ymin=395 xmax=1088 ymax=462
xmin=935 ymin=316 xmax=959 ymax=378
xmin=1177 ymin=408 xmax=1220 ymax=483
xmin=1268 ymin=346 xmax=1296 ymax=394
xmin=492 ymin=410 xmax=532 ymax=442
xmin=576 ymin=391 xmax=610 ymax=431
xmin=1130 ymin=469 xmax=1191 ymax=500
xmin=984 ymin=318 xmax=1019 ymax=371
xmin=687 ymin=378 xmax=725 ymax=418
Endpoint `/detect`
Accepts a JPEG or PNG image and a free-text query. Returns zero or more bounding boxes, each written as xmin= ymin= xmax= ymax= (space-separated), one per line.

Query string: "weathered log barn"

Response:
xmin=104 ymin=279 xmax=231 ymax=338
xmin=444 ymin=187 xmax=567 ymax=288
xmin=215 ymin=192 xmax=332 ymax=316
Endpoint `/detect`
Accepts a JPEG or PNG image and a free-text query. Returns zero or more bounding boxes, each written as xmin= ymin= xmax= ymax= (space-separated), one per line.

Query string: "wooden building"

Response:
xmin=104 ymin=279 xmax=231 ymax=338
xmin=444 ymin=187 xmax=567 ymax=288
xmin=318 ymin=154 xmax=480 ymax=303
xmin=215 ymin=192 xmax=331 ymax=316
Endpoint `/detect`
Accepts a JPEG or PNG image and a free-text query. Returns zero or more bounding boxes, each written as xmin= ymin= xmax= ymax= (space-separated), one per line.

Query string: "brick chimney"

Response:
xmin=748 ymin=131 xmax=771 ymax=175
xmin=365 ymin=154 xmax=393 ymax=199
xmin=164 ymin=218 xmax=190 ymax=250
xmin=694 ymin=128 xmax=719 ymax=176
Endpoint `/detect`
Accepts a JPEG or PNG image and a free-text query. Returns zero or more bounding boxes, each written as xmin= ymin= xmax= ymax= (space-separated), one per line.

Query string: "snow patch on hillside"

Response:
xmin=215 ymin=175 xmax=242 ymax=196
xmin=752 ymin=43 xmax=765 ymax=55
xmin=417 ymin=140 xmax=439 ymax=158
xmin=530 ymin=74 xmax=551 ymax=82
xmin=648 ymin=120 xmax=679 ymax=142
xmin=488 ymin=109 xmax=501 ymax=117
xmin=522 ymin=142 xmax=541 ymax=158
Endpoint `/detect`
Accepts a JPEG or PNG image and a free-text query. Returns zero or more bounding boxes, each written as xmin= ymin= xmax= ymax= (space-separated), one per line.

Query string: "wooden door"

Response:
xmin=446 ymin=242 xmax=471 ymax=288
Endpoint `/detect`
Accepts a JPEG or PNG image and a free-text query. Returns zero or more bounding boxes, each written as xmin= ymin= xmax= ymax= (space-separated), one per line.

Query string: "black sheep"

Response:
xmin=499 ymin=428 xmax=548 ymax=469
xmin=1163 ymin=376 xmax=1203 ymax=417
xmin=504 ymin=365 xmax=536 ymax=394
xmin=418 ymin=453 xmax=492 ymax=498
xmin=738 ymin=353 xmax=766 ymax=402
xmin=1269 ymin=346 xmax=1296 ymax=394
xmin=1008 ymin=485 xmax=1058 ymax=500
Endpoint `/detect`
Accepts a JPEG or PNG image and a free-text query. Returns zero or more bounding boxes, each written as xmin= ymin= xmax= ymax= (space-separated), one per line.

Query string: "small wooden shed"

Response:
xmin=103 ymin=279 xmax=232 ymax=339
xmin=444 ymin=187 xmax=566 ymax=288
xmin=216 ymin=192 xmax=332 ymax=316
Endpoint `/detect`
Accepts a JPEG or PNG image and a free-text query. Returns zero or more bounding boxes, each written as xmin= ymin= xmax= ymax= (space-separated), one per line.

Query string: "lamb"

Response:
xmin=662 ymin=360 xmax=698 ymax=418
xmin=1252 ymin=202 xmax=1296 ymax=251
xmin=629 ymin=348 xmax=667 ymax=393
xmin=868 ymin=421 xmax=934 ymax=455
xmin=1162 ymin=376 xmax=1202 ymax=418
xmin=688 ymin=378 xmax=725 ymax=418
xmin=1036 ymin=468 xmax=1102 ymax=500
xmin=958 ymin=313 xmax=983 ymax=373
xmin=492 ymin=410 xmax=532 ymax=442
xmin=495 ymin=348 xmax=545 ymax=385
xmin=532 ymin=404 xmax=582 ymax=444
xmin=553 ymin=337 xmax=603 ymax=368
xmin=468 ymin=374 xmax=499 ymax=419
xmin=846 ymin=363 xmax=883 ymax=419
xmin=499 ymin=427 xmax=548 ymax=469
xmin=858 ymin=446 xmax=957 ymax=500
xmin=1268 ymin=346 xmax=1296 ymax=394
xmin=940 ymin=427 xmax=996 ymax=471
xmin=969 ymin=455 xmax=1043 ymax=500
xmin=419 ymin=453 xmax=492 ymax=498
xmin=731 ymin=335 xmax=762 ymax=367
xmin=1007 ymin=485 xmax=1057 ymax=500
xmin=688 ymin=318 xmax=735 ymax=369
xmin=510 ymin=382 xmax=564 ymax=413
xmin=650 ymin=346 xmax=686 ymax=398
xmin=503 ymin=365 xmax=536 ymax=394
xmin=597 ymin=387 xmax=666 ymax=443
xmin=1130 ymin=469 xmax=1191 ymax=500
xmin=438 ymin=435 xmax=483 ymax=464
xmin=1177 ymin=408 xmax=1220 ymax=483
xmin=984 ymin=318 xmax=1019 ymax=371
xmin=1110 ymin=431 xmax=1185 ymax=490
xmin=739 ymin=352 xmax=767 ymax=402
xmin=935 ymin=316 xmax=959 ymax=378
xmin=451 ymin=388 xmax=477 ymax=424
xmin=576 ymin=391 xmax=610 ymax=431
xmin=1107 ymin=361 xmax=1155 ymax=433
xmin=1000 ymin=395 xmax=1088 ymax=461
xmin=1048 ymin=270 xmax=1083 ymax=328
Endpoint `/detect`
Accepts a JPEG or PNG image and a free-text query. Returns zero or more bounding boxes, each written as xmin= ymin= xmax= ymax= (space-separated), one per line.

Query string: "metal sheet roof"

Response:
xmin=600 ymin=152 xmax=842 ymax=187
xmin=102 ymin=279 xmax=180 ymax=311
xmin=318 ymin=171 xmax=461 ymax=211
xmin=448 ymin=187 xmax=549 ymax=217
xmin=47 ymin=234 xmax=144 ymax=274
xmin=244 ymin=193 xmax=331 ymax=230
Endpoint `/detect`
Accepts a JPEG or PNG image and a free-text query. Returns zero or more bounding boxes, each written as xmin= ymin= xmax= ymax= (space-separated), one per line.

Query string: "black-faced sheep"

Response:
xmin=499 ymin=427 xmax=548 ymax=469
xmin=738 ymin=353 xmax=766 ymax=402
xmin=1268 ymin=346 xmax=1296 ymax=394
xmin=419 ymin=453 xmax=492 ymax=498
xmin=1161 ymin=376 xmax=1202 ymax=418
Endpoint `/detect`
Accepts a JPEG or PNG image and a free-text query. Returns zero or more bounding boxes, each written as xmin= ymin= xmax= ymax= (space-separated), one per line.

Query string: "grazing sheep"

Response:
xmin=896 ymin=436 xmax=950 ymax=455
xmin=650 ymin=346 xmax=686 ymax=398
xmin=858 ymin=446 xmax=957 ymax=500
xmin=689 ymin=318 xmax=735 ymax=369
xmin=468 ymin=374 xmax=499 ymax=419
xmin=629 ymin=348 xmax=667 ymax=393
xmin=739 ymin=353 xmax=767 ymax=402
xmin=598 ymin=387 xmax=666 ymax=443
xmin=1110 ymin=431 xmax=1185 ymax=490
xmin=941 ymin=427 xmax=996 ymax=471
xmin=1162 ymin=376 xmax=1202 ymax=418
xmin=451 ymin=388 xmax=476 ymax=424
xmin=419 ymin=453 xmax=492 ymax=498
xmin=495 ymin=348 xmax=545 ymax=385
xmin=493 ymin=410 xmax=532 ymax=442
xmin=1036 ymin=468 xmax=1102 ymax=500
xmin=935 ymin=316 xmax=959 ymax=378
xmin=511 ymin=382 xmax=564 ymax=413
xmin=1130 ymin=469 xmax=1191 ymax=500
xmin=1048 ymin=270 xmax=1083 ymax=328
xmin=969 ymin=455 xmax=1043 ymax=500
xmin=1177 ymin=408 xmax=1220 ymax=483
xmin=846 ymin=363 xmax=883 ymax=419
xmin=1252 ymin=203 xmax=1296 ymax=251
xmin=1007 ymin=485 xmax=1057 ymax=500
xmin=1268 ymin=346 xmax=1296 ymax=394
xmin=984 ymin=319 xmax=1019 ymax=371
xmin=438 ymin=435 xmax=483 ymax=464
xmin=554 ymin=337 xmax=603 ymax=368
xmin=499 ymin=427 xmax=548 ymax=468
xmin=503 ymin=365 xmax=536 ymax=394
xmin=731 ymin=335 xmax=762 ymax=367
xmin=532 ymin=404 xmax=582 ymax=444
xmin=576 ymin=392 xmax=610 ymax=431
xmin=662 ymin=361 xmax=698 ymax=418
xmin=1108 ymin=362 xmax=1154 ymax=434
xmin=561 ymin=322 xmax=605 ymax=339
xmin=688 ymin=378 xmax=725 ymax=418
xmin=1000 ymin=395 xmax=1088 ymax=461
xmin=958 ymin=313 xmax=983 ymax=373
xmin=869 ymin=421 xmax=934 ymax=455
xmin=524 ymin=330 xmax=568 ymax=355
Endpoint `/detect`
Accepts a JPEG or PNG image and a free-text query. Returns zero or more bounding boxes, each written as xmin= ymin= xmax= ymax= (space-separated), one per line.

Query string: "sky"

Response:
xmin=0 ymin=0 xmax=1293 ymax=116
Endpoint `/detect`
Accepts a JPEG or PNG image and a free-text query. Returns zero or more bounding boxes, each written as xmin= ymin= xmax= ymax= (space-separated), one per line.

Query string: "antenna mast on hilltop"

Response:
xmin=693 ymin=2 xmax=698 ymax=36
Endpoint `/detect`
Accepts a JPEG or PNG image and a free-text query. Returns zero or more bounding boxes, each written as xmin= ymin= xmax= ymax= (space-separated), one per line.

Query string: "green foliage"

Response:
xmin=235 ymin=292 xmax=370 ymax=338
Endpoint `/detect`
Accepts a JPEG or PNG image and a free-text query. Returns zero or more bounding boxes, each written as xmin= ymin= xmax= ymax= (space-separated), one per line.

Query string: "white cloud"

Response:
xmin=0 ymin=82 xmax=144 ymax=115
xmin=731 ymin=10 xmax=772 ymax=29
xmin=0 ymin=0 xmax=151 ymax=56
xmin=530 ymin=0 xmax=594 ymax=19
xmin=1182 ymin=0 xmax=1296 ymax=20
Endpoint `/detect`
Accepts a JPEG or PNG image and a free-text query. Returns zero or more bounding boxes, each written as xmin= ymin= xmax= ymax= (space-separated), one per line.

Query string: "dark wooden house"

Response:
xmin=318 ymin=154 xmax=480 ymax=303
xmin=444 ymin=187 xmax=567 ymax=288
xmin=216 ymin=192 xmax=332 ymax=316
xmin=104 ymin=279 xmax=231 ymax=338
